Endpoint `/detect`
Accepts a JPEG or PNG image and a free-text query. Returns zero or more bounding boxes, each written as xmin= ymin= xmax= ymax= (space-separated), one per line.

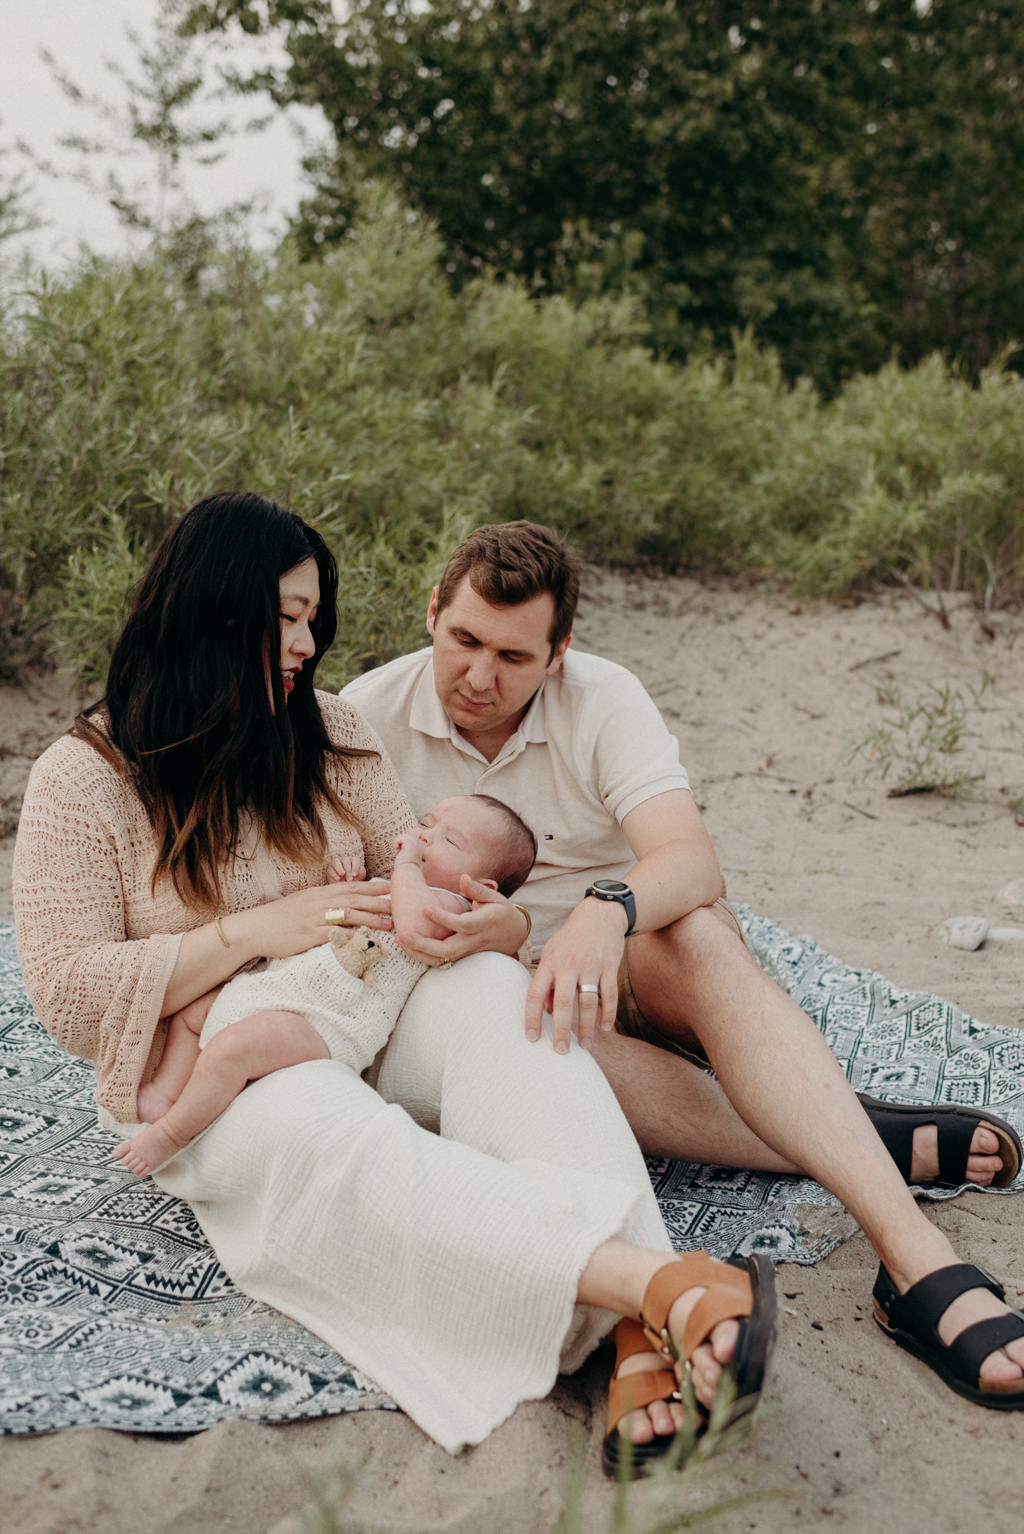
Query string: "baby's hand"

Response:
xmin=326 ymin=852 xmax=367 ymax=883
xmin=393 ymin=832 xmax=427 ymax=869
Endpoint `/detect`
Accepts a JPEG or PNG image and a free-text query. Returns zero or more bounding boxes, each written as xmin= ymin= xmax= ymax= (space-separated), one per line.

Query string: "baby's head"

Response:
xmin=410 ymin=794 xmax=536 ymax=896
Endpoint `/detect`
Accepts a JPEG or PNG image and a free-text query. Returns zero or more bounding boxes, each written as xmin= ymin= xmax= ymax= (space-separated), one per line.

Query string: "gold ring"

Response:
xmin=324 ymin=908 xmax=347 ymax=924
xmin=578 ymin=983 xmax=600 ymax=994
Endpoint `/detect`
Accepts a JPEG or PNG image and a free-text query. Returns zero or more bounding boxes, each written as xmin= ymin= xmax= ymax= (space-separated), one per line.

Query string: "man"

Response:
xmin=341 ymin=520 xmax=1024 ymax=1451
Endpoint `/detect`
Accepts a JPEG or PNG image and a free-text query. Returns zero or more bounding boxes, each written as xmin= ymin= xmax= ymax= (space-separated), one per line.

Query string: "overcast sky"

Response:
xmin=1 ymin=0 xmax=325 ymax=268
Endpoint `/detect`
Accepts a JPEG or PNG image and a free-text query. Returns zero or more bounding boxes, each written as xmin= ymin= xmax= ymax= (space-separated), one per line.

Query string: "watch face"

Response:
xmin=585 ymin=879 xmax=636 ymax=934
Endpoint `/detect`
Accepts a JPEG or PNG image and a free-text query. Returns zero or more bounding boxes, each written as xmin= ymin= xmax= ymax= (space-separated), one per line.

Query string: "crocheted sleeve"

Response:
xmin=13 ymin=735 xmax=183 ymax=1121
xmin=13 ymin=698 xmax=414 ymax=1123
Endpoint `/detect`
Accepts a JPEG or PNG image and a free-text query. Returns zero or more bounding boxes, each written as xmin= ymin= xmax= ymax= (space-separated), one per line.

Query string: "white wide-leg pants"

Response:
xmin=155 ymin=953 xmax=670 ymax=1452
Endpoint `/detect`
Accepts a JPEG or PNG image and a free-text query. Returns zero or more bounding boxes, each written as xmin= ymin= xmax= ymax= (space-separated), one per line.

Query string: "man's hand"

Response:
xmin=396 ymin=878 xmax=529 ymax=966
xmin=525 ymin=899 xmax=626 ymax=1053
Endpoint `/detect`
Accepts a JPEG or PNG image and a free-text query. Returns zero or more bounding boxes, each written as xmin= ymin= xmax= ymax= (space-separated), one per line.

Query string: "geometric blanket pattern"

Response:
xmin=2 ymin=910 xmax=1021 ymax=1435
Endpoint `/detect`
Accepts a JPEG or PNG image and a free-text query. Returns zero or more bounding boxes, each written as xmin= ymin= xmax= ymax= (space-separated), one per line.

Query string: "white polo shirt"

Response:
xmin=341 ymin=644 xmax=686 ymax=944
xmin=341 ymin=646 xmax=690 ymax=948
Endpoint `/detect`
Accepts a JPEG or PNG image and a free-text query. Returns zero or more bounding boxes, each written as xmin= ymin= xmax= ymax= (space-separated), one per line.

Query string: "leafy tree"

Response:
xmin=0 ymin=125 xmax=40 ymax=245
xmin=848 ymin=0 xmax=1024 ymax=378
xmin=178 ymin=1 xmax=1024 ymax=387
xmin=179 ymin=1 xmax=871 ymax=380
xmin=6 ymin=191 xmax=1024 ymax=683
xmin=37 ymin=11 xmax=267 ymax=240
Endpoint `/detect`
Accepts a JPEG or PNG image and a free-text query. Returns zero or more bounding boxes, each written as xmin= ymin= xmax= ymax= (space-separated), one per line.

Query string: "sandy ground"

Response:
xmin=3 ymin=570 xmax=1024 ymax=1533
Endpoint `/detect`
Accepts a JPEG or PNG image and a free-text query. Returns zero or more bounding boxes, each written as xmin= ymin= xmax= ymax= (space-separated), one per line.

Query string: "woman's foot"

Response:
xmin=603 ymin=1252 xmax=775 ymax=1477
xmin=113 ymin=1120 xmax=187 ymax=1177
xmin=612 ymin=1296 xmax=740 ymax=1443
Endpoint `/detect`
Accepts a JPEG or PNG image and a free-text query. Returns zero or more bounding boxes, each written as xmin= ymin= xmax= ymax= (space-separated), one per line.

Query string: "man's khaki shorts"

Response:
xmin=614 ymin=897 xmax=746 ymax=1058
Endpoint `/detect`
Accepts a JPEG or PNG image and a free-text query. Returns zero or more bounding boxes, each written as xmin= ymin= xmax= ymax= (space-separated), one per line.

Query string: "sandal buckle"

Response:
xmin=642 ymin=1320 xmax=675 ymax=1362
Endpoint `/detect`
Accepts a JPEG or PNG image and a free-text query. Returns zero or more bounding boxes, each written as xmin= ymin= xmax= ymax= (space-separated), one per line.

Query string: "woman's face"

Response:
xmin=277 ymin=558 xmax=320 ymax=701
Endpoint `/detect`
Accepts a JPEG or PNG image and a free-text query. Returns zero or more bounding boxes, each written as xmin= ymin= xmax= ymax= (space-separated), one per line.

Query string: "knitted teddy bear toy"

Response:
xmin=328 ymin=926 xmax=381 ymax=985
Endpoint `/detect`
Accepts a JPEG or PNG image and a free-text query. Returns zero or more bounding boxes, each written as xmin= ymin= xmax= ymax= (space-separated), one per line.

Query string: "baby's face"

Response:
xmin=410 ymin=797 xmax=502 ymax=891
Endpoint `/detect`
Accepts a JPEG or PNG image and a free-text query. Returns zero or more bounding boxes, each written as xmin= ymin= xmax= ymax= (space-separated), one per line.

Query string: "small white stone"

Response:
xmin=999 ymin=879 xmax=1024 ymax=906
xmin=939 ymin=916 xmax=990 ymax=951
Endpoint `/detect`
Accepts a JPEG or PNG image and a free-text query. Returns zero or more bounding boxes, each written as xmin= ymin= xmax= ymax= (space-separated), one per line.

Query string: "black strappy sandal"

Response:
xmin=873 ymin=1261 xmax=1024 ymax=1408
xmin=858 ymin=1093 xmax=1022 ymax=1188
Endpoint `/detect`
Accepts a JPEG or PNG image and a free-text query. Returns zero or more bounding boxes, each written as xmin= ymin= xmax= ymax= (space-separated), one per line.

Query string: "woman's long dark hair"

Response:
xmin=75 ymin=492 xmax=365 ymax=909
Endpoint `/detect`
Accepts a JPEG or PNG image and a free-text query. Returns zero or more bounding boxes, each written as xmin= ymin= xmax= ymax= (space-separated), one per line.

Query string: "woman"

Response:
xmin=13 ymin=491 xmax=775 ymax=1469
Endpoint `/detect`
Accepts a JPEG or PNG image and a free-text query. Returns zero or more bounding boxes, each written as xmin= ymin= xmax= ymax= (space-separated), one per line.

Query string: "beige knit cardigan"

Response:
xmin=12 ymin=694 xmax=412 ymax=1123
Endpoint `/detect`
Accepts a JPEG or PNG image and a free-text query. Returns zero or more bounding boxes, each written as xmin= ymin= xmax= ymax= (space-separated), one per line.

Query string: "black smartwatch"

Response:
xmin=584 ymin=879 xmax=637 ymax=937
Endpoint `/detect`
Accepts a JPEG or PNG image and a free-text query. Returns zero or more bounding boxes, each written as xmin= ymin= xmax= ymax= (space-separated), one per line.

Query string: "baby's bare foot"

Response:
xmin=113 ymin=1121 xmax=187 ymax=1177
xmin=136 ymin=1081 xmax=178 ymax=1125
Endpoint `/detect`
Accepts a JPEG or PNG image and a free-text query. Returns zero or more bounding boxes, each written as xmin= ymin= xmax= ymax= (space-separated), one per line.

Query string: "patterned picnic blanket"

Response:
xmin=2 ymin=911 xmax=1021 ymax=1435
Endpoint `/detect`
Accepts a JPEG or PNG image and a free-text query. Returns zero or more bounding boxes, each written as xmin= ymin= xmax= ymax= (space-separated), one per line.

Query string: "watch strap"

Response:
xmin=584 ymin=882 xmax=637 ymax=937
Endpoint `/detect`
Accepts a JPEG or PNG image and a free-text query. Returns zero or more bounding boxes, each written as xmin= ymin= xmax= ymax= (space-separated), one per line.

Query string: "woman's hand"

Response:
xmin=162 ymin=880 xmax=393 ymax=1016
xmin=396 ymin=880 xmax=529 ymax=966
xmin=241 ymin=879 xmax=394 ymax=959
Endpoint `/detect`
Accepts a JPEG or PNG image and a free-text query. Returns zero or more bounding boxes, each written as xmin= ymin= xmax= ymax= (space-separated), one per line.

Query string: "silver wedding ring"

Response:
xmin=324 ymin=908 xmax=347 ymax=924
xmin=578 ymin=983 xmax=600 ymax=995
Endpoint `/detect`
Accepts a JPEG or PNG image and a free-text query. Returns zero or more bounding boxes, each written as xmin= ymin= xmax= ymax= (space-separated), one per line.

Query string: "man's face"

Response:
xmin=426 ymin=574 xmax=569 ymax=750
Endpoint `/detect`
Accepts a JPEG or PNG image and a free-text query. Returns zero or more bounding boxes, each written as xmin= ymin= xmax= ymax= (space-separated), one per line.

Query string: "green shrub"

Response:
xmin=3 ymin=190 xmax=1024 ymax=686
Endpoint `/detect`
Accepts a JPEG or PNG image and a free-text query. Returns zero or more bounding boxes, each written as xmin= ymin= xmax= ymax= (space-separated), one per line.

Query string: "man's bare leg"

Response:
xmin=623 ymin=906 xmax=1024 ymax=1389
xmin=589 ymin=1028 xmax=796 ymax=1170
xmin=591 ymin=960 xmax=1005 ymax=1187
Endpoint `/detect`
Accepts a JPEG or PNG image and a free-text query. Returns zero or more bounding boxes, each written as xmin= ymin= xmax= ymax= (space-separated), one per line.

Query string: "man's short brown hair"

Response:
xmin=434 ymin=521 xmax=580 ymax=655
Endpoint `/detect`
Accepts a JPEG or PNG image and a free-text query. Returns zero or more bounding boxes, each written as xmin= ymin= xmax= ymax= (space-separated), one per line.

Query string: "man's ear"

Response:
xmin=426 ymin=587 xmax=440 ymax=636
xmin=546 ymin=632 xmax=571 ymax=676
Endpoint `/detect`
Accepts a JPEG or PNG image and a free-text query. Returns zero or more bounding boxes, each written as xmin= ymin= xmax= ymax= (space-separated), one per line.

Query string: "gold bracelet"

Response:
xmin=512 ymin=903 xmax=532 ymax=943
xmin=214 ymin=916 xmax=231 ymax=949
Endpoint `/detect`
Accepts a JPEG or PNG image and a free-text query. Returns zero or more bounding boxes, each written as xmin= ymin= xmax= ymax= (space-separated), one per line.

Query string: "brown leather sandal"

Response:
xmin=602 ymin=1317 xmax=682 ymax=1477
xmin=602 ymin=1250 xmax=777 ymax=1480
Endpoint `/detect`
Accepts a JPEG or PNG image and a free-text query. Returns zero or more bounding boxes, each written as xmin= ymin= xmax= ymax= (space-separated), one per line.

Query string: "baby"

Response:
xmin=114 ymin=794 xmax=536 ymax=1176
